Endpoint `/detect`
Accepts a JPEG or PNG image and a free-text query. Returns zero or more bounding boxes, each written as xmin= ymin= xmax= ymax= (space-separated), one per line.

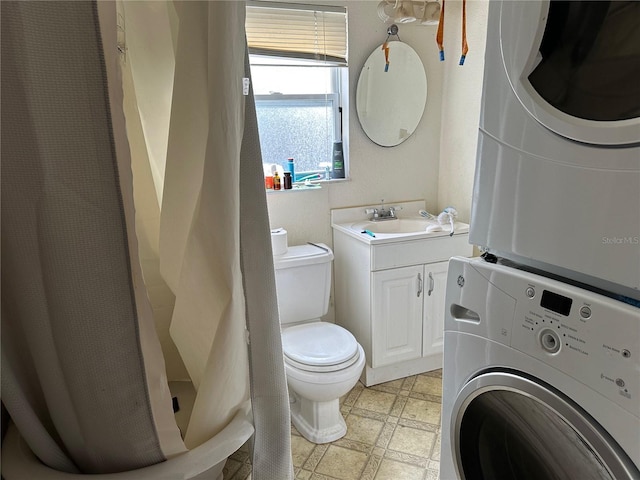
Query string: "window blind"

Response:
xmin=246 ymin=1 xmax=348 ymax=65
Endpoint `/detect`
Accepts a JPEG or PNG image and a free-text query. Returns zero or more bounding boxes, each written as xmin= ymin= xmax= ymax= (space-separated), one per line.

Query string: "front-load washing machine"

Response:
xmin=441 ymin=256 xmax=639 ymax=480
xmin=469 ymin=0 xmax=640 ymax=300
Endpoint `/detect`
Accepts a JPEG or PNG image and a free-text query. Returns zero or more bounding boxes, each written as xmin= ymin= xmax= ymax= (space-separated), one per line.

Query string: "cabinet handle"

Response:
xmin=427 ymin=272 xmax=434 ymax=296
xmin=417 ymin=273 xmax=423 ymax=297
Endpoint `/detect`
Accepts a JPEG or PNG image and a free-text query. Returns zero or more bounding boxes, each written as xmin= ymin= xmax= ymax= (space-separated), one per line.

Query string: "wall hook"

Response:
xmin=386 ymin=24 xmax=400 ymax=42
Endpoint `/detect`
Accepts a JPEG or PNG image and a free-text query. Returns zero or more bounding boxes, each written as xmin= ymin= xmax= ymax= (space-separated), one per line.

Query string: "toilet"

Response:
xmin=273 ymin=243 xmax=365 ymax=444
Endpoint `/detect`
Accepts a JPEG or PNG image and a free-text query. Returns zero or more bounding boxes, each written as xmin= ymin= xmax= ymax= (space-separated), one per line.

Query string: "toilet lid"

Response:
xmin=282 ymin=323 xmax=359 ymax=370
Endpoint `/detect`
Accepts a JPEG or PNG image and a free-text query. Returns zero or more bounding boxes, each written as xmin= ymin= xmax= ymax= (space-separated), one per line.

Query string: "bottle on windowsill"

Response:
xmin=286 ymin=158 xmax=295 ymax=183
xmin=273 ymin=171 xmax=281 ymax=190
xmin=331 ymin=142 xmax=345 ymax=179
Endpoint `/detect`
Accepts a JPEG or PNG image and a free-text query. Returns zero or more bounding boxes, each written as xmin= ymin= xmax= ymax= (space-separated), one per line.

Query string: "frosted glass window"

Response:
xmin=247 ymin=2 xmax=348 ymax=182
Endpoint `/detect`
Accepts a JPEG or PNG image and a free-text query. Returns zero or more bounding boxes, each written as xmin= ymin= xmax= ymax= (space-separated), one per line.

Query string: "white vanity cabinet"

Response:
xmin=371 ymin=264 xmax=424 ymax=367
xmin=332 ymin=216 xmax=472 ymax=386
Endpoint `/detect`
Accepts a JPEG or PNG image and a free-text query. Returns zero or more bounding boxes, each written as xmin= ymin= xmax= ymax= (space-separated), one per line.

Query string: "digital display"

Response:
xmin=541 ymin=290 xmax=572 ymax=316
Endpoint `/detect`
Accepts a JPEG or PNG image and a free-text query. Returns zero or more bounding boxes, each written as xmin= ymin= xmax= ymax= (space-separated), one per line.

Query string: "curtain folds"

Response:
xmin=2 ymin=0 xmax=292 ymax=477
xmin=1 ymin=0 xmax=185 ymax=473
xmin=125 ymin=0 xmax=293 ymax=476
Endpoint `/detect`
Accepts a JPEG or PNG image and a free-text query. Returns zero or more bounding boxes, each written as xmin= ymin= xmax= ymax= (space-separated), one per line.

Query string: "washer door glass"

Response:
xmin=453 ymin=373 xmax=638 ymax=480
xmin=460 ymin=390 xmax=612 ymax=479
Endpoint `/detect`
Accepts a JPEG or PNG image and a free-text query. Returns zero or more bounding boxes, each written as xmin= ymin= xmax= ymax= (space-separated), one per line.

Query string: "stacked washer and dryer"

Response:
xmin=441 ymin=1 xmax=640 ymax=479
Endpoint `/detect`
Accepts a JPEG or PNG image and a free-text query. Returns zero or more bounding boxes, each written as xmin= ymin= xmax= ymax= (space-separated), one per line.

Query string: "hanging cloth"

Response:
xmin=154 ymin=1 xmax=294 ymax=477
xmin=436 ymin=0 xmax=468 ymax=64
xmin=436 ymin=0 xmax=445 ymax=60
xmin=459 ymin=0 xmax=469 ymax=65
xmin=382 ymin=42 xmax=390 ymax=71
xmin=239 ymin=48 xmax=295 ymax=480
xmin=0 ymin=0 xmax=186 ymax=473
xmin=113 ymin=0 xmax=294 ymax=476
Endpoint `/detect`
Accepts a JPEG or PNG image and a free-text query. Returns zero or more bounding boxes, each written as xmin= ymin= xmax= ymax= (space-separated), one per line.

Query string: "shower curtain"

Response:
xmin=1 ymin=0 xmax=293 ymax=478
xmin=1 ymin=0 xmax=186 ymax=473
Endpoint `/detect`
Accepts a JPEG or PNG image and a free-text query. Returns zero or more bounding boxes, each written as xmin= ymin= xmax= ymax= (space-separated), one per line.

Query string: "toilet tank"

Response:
xmin=273 ymin=243 xmax=333 ymax=325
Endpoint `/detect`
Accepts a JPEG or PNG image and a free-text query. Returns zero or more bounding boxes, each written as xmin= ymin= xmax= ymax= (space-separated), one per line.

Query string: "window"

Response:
xmin=246 ymin=1 xmax=348 ymax=182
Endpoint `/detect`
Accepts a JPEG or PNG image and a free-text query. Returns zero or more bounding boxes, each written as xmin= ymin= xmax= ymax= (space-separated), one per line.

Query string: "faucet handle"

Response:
xmin=388 ymin=205 xmax=402 ymax=217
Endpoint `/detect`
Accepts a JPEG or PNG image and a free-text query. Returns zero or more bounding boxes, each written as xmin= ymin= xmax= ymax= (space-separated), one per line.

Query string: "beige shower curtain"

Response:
xmin=2 ymin=0 xmax=292 ymax=477
xmin=122 ymin=0 xmax=293 ymax=477
xmin=1 ymin=0 xmax=186 ymax=473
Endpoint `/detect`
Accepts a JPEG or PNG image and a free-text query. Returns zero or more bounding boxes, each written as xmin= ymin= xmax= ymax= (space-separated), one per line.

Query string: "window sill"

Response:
xmin=265 ymin=177 xmax=349 ymax=193
xmin=266 ymin=184 xmax=320 ymax=193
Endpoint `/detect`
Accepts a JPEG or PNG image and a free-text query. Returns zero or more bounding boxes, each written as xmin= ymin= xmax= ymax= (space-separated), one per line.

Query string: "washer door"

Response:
xmin=452 ymin=371 xmax=639 ymax=480
xmin=500 ymin=0 xmax=640 ymax=146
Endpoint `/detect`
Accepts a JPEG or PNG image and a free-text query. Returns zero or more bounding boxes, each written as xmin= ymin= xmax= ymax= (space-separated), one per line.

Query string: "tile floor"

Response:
xmin=223 ymin=369 xmax=443 ymax=480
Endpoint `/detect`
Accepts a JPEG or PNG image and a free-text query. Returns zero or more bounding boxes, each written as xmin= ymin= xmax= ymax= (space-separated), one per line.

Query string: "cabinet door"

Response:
xmin=371 ymin=265 xmax=423 ymax=367
xmin=422 ymin=261 xmax=449 ymax=357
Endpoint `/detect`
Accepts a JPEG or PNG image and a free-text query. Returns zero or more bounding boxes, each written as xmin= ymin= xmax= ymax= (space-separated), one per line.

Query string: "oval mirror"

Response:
xmin=356 ymin=42 xmax=427 ymax=147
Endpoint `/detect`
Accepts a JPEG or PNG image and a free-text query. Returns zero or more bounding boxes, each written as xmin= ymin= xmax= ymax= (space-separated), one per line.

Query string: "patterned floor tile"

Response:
xmin=354 ymin=388 xmax=397 ymax=415
xmin=383 ymin=449 xmax=428 ymax=469
xmin=223 ymin=370 xmax=443 ymax=480
xmin=374 ymin=458 xmax=428 ymax=480
xmin=412 ymin=375 xmax=443 ymax=397
xmin=431 ymin=432 xmax=441 ymax=461
xmin=401 ymin=376 xmax=417 ymax=391
xmin=401 ymin=397 xmax=442 ymax=426
xmin=387 ymin=424 xmax=436 ymax=459
xmin=292 ymin=434 xmax=317 ymax=468
xmin=314 ymin=445 xmax=368 ymax=480
xmin=371 ymin=378 xmax=404 ymax=395
xmin=343 ymin=413 xmax=385 ymax=445
xmin=389 ymin=395 xmax=408 ymax=417
xmin=360 ymin=454 xmax=383 ymax=480
xmin=375 ymin=421 xmax=397 ymax=449
xmin=302 ymin=443 xmax=329 ymax=471
xmin=425 ymin=468 xmax=440 ymax=480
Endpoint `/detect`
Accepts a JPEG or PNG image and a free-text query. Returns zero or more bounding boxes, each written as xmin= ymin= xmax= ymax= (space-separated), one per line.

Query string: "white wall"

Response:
xmin=437 ymin=0 xmax=489 ymax=223
xmin=266 ymin=0 xmax=488 ymax=247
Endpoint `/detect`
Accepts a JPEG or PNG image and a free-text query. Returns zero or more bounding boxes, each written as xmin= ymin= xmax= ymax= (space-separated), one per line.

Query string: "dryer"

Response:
xmin=441 ymin=256 xmax=640 ymax=480
xmin=469 ymin=0 xmax=640 ymax=300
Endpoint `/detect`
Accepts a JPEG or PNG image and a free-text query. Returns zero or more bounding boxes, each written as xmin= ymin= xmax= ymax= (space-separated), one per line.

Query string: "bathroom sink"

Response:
xmin=352 ymin=218 xmax=436 ymax=234
xmin=331 ymin=201 xmax=470 ymax=245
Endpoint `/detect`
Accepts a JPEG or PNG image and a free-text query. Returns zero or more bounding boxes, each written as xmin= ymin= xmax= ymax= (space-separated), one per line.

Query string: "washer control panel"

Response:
xmin=455 ymin=258 xmax=640 ymax=418
xmin=508 ymin=274 xmax=639 ymax=417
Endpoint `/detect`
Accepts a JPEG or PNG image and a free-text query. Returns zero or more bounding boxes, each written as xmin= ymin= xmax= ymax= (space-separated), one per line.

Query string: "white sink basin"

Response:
xmin=352 ymin=218 xmax=436 ymax=234
xmin=331 ymin=202 xmax=470 ymax=245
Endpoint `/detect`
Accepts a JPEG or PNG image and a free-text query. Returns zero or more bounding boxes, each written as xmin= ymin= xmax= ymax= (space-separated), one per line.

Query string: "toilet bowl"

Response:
xmin=273 ymin=243 xmax=365 ymax=444
xmin=282 ymin=322 xmax=365 ymax=443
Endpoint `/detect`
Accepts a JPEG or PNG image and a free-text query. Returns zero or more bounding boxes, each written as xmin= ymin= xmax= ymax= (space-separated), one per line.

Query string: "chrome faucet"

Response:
xmin=365 ymin=200 xmax=401 ymax=221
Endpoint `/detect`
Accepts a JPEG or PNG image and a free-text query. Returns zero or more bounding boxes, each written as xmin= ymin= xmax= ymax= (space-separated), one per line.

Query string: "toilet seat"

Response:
xmin=282 ymin=323 xmax=360 ymax=373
